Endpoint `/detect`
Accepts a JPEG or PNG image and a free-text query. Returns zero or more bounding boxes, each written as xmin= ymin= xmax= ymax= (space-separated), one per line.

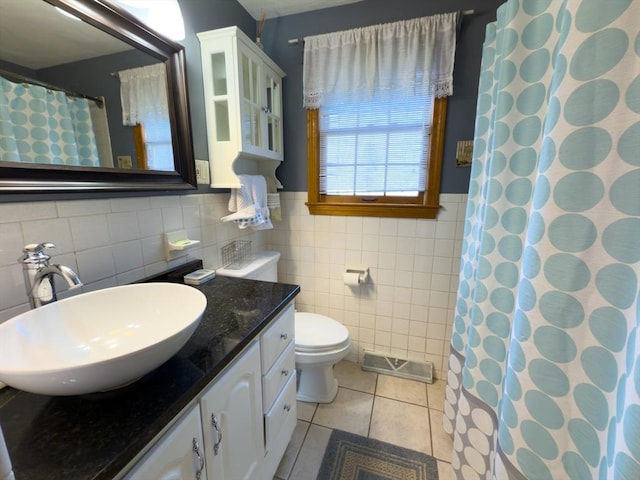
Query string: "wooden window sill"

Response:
xmin=306 ymin=201 xmax=440 ymax=218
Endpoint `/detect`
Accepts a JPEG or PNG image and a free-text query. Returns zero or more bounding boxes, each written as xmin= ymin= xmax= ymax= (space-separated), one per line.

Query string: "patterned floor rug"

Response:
xmin=316 ymin=429 xmax=439 ymax=480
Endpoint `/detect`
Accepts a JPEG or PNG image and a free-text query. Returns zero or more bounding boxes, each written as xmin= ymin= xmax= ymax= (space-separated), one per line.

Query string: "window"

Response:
xmin=132 ymin=119 xmax=174 ymax=170
xmin=118 ymin=64 xmax=174 ymax=170
xmin=303 ymin=13 xmax=458 ymax=218
xmin=307 ymin=94 xmax=447 ymax=218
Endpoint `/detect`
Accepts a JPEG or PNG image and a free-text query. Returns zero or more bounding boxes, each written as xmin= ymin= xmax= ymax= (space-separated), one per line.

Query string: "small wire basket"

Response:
xmin=221 ymin=240 xmax=252 ymax=269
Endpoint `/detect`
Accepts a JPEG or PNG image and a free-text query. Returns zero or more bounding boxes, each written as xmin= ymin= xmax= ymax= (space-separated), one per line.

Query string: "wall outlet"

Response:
xmin=195 ymin=160 xmax=210 ymax=184
xmin=117 ymin=155 xmax=133 ymax=169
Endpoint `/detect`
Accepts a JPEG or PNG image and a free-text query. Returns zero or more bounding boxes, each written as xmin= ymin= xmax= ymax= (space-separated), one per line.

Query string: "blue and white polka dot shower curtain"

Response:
xmin=0 ymin=76 xmax=99 ymax=166
xmin=444 ymin=0 xmax=639 ymax=479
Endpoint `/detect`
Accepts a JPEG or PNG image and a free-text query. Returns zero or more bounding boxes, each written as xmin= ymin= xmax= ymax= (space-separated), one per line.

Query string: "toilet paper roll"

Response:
xmin=343 ymin=272 xmax=361 ymax=286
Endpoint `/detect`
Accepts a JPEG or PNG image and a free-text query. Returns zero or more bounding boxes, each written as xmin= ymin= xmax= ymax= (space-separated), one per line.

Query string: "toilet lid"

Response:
xmin=295 ymin=312 xmax=350 ymax=352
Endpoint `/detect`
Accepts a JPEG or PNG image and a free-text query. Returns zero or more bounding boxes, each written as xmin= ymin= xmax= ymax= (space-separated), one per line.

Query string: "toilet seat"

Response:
xmin=295 ymin=312 xmax=350 ymax=354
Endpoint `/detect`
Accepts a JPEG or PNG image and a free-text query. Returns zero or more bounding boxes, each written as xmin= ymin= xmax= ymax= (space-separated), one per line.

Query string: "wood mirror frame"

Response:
xmin=0 ymin=0 xmax=197 ymax=193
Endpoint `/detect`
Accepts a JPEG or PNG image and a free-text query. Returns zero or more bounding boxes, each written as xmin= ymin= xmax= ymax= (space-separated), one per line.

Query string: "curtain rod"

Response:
xmin=287 ymin=9 xmax=476 ymax=45
xmin=0 ymin=68 xmax=104 ymax=109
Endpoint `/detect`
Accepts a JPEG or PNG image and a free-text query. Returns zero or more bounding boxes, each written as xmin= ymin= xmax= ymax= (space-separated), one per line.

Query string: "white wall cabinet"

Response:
xmin=121 ymin=302 xmax=296 ymax=480
xmin=198 ymin=26 xmax=285 ymax=188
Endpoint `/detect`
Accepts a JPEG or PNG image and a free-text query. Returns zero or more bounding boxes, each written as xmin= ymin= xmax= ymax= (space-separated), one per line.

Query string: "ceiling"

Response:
xmin=0 ymin=0 xmax=362 ymax=71
xmin=0 ymin=0 xmax=133 ymax=70
xmin=237 ymin=0 xmax=365 ymax=19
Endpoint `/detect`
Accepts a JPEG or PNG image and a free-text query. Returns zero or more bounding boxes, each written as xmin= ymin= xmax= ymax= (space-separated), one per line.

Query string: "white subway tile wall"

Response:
xmin=268 ymin=192 xmax=467 ymax=380
xmin=0 ymin=194 xmax=266 ymax=322
xmin=0 ymin=192 xmax=466 ymax=380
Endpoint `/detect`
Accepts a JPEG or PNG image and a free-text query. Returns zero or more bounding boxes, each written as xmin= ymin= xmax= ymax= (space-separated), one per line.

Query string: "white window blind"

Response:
xmin=143 ymin=119 xmax=174 ymax=170
xmin=320 ymin=90 xmax=434 ymax=196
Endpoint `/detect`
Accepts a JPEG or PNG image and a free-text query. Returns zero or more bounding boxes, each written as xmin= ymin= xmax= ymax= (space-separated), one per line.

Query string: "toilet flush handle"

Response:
xmin=280 ymin=333 xmax=288 ymax=340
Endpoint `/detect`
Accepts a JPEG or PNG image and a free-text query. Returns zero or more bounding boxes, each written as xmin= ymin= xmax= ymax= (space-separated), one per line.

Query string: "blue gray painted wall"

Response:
xmin=179 ymin=0 xmax=256 ymax=163
xmin=258 ymin=0 xmax=503 ymax=193
xmin=0 ymin=0 xmax=501 ymax=201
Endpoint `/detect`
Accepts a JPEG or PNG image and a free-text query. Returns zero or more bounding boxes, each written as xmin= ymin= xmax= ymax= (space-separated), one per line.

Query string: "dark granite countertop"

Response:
xmin=0 ymin=265 xmax=300 ymax=480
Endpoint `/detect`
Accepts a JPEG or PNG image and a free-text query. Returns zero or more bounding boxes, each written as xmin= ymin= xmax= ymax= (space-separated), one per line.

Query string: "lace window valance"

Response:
xmin=118 ymin=63 xmax=169 ymax=126
xmin=302 ymin=12 xmax=459 ymax=109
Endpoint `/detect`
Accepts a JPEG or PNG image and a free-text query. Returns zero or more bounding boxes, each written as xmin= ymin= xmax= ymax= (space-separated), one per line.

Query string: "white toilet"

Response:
xmin=216 ymin=251 xmax=351 ymax=403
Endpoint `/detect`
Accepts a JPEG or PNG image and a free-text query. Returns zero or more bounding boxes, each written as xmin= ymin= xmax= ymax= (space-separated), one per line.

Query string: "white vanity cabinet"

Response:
xmin=198 ymin=26 xmax=285 ymax=188
xmin=121 ymin=302 xmax=296 ymax=480
xmin=259 ymin=303 xmax=297 ymax=477
xmin=200 ymin=341 xmax=263 ymax=480
xmin=123 ymin=405 xmax=207 ymax=480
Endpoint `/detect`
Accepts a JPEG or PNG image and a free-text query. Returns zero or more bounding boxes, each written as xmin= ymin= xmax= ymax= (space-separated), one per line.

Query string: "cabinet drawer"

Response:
xmin=262 ymin=341 xmax=295 ymax=412
xmin=264 ymin=373 xmax=297 ymax=448
xmin=260 ymin=303 xmax=294 ymax=373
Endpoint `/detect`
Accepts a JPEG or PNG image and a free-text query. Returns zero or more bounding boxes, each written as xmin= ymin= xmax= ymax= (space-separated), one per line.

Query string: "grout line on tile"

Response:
xmin=285 ymin=420 xmax=315 ymax=480
xmin=366 ymin=395 xmax=376 ymax=438
xmin=428 ymin=407 xmax=436 ymax=457
xmin=425 ymin=382 xmax=429 ymax=409
xmin=367 ymin=373 xmax=379 ymax=438
xmin=291 ymin=424 xmax=310 ymax=480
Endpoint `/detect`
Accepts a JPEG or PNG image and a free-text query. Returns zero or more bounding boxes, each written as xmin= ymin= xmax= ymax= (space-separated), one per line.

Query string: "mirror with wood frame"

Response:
xmin=0 ymin=0 xmax=196 ymax=192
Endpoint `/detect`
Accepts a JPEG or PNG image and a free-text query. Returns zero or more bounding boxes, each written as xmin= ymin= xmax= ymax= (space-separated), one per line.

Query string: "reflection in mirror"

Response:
xmin=0 ymin=0 xmax=196 ymax=192
xmin=116 ymin=63 xmax=174 ymax=170
xmin=0 ymin=69 xmax=112 ymax=168
xmin=0 ymin=0 xmax=173 ymax=171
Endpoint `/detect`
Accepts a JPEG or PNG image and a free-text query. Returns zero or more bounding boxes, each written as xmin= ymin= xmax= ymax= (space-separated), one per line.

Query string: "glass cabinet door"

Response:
xmin=210 ymin=52 xmax=230 ymax=142
xmin=239 ymin=49 xmax=262 ymax=150
xmin=263 ymin=65 xmax=282 ymax=155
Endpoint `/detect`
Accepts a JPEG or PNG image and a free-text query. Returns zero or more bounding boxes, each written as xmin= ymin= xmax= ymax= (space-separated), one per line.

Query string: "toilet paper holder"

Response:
xmin=344 ymin=265 xmax=369 ymax=285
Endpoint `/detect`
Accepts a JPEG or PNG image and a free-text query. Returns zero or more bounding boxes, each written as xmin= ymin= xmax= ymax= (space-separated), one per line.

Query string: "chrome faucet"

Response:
xmin=19 ymin=242 xmax=82 ymax=309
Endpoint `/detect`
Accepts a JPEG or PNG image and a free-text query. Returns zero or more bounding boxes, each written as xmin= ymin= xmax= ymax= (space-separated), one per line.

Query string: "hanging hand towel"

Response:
xmin=266 ymin=176 xmax=282 ymax=222
xmin=222 ymin=175 xmax=273 ymax=230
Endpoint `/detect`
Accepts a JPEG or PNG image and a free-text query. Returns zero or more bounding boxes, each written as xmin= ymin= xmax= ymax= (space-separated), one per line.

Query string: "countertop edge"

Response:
xmin=100 ymin=282 xmax=301 ymax=480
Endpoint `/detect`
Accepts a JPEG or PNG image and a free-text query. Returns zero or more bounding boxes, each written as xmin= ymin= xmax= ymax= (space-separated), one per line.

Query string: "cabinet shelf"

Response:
xmin=198 ymin=26 xmax=286 ymax=189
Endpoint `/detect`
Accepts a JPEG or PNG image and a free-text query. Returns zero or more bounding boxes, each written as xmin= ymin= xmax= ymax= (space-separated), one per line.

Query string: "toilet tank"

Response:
xmin=216 ymin=251 xmax=280 ymax=282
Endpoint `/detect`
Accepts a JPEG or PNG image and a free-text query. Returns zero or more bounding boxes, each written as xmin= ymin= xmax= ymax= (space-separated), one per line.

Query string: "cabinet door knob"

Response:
xmin=192 ymin=438 xmax=205 ymax=480
xmin=280 ymin=333 xmax=288 ymax=340
xmin=211 ymin=414 xmax=223 ymax=456
xmin=281 ymin=369 xmax=289 ymax=377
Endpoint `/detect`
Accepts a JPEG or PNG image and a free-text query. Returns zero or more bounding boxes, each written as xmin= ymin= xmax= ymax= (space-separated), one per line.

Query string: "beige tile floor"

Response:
xmin=274 ymin=360 xmax=454 ymax=480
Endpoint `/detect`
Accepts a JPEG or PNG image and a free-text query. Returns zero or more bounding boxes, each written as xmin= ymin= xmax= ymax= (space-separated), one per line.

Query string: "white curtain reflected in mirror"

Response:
xmin=117 ymin=64 xmax=174 ymax=171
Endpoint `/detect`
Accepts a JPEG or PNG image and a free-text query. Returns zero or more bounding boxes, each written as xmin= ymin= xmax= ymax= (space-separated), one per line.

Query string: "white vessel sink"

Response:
xmin=0 ymin=283 xmax=207 ymax=396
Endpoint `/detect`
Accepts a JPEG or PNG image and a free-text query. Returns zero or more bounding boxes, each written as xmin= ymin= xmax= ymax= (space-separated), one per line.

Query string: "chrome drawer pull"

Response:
xmin=211 ymin=414 xmax=223 ymax=455
xmin=192 ymin=438 xmax=204 ymax=480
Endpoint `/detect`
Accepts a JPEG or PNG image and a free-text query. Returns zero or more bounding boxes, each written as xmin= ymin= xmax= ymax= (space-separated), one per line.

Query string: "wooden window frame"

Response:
xmin=132 ymin=123 xmax=148 ymax=169
xmin=306 ymin=97 xmax=448 ymax=219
